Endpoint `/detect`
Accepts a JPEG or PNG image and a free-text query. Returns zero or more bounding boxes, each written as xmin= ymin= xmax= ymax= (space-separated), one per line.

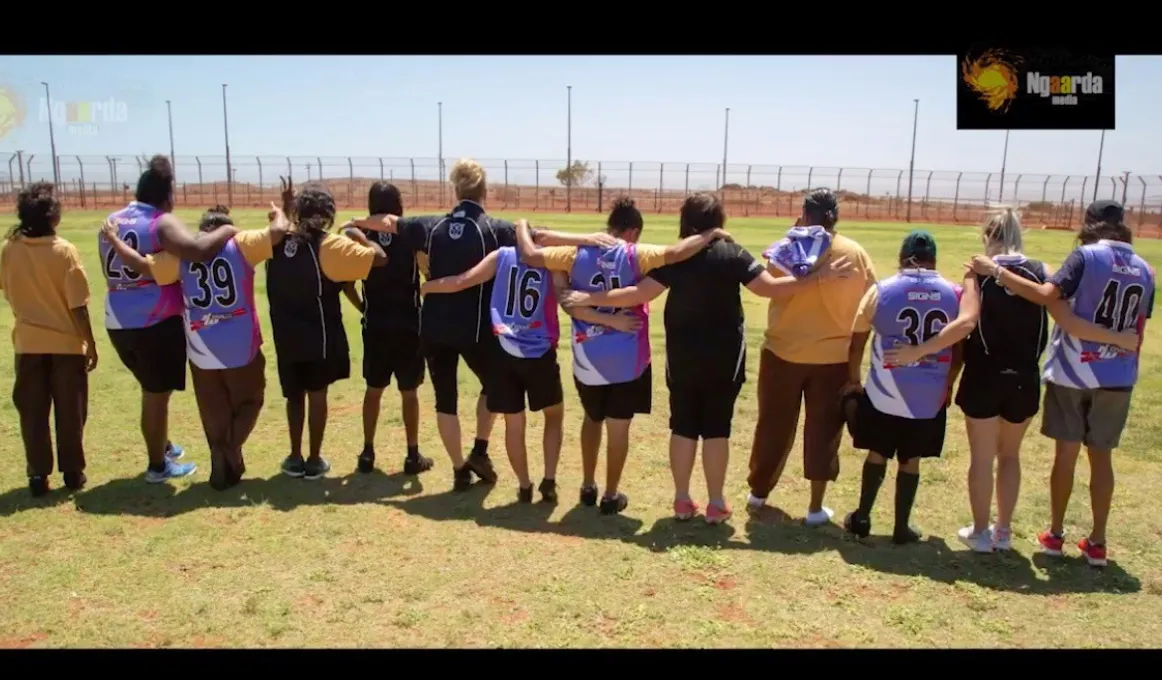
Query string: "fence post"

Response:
xmin=657 ymin=164 xmax=663 ymax=213
xmin=25 ymin=154 xmax=34 ymax=184
xmin=1041 ymin=175 xmax=1051 ymax=205
xmin=504 ymin=160 xmax=509 ymax=210
xmin=684 ymin=164 xmax=689 ymax=194
xmin=922 ymin=171 xmax=933 ymax=219
xmin=776 ymin=166 xmax=783 ymax=193
xmin=16 ymin=150 xmax=25 ymax=187
xmin=6 ymin=154 xmax=15 ymax=192
xmin=807 ymin=166 xmax=814 ymax=191
xmin=628 ymin=162 xmax=634 ymax=193
xmin=984 ymin=173 xmax=993 ymax=206
xmin=409 ymin=158 xmax=416 ymax=206
xmin=286 ymin=157 xmax=292 ymax=182
xmin=951 ymin=172 xmax=962 ymax=222
xmin=378 ymin=157 xmax=384 ymax=180
xmin=1012 ymin=175 xmax=1022 ymax=208
xmin=256 ymin=157 xmax=265 ymax=206
xmin=836 ymin=168 xmax=844 ymax=192
xmin=598 ymin=161 xmax=604 ymax=212
xmin=1138 ymin=177 xmax=1148 ymax=230
xmin=348 ymin=157 xmax=354 ymax=207
xmin=1121 ymin=172 xmax=1130 ymax=204
xmin=895 ymin=171 xmax=903 ymax=218
xmin=1109 ymin=177 xmax=1117 ymax=201
xmin=864 ymin=170 xmax=872 ymax=219
xmin=316 ymin=157 xmax=323 ymax=180
xmin=1080 ymin=177 xmax=1088 ymax=210
xmin=535 ymin=160 xmax=540 ymax=211
xmin=77 ymin=157 xmax=87 ymax=208
xmin=1057 ymin=177 xmax=1070 ymax=228
xmin=746 ymin=165 xmax=753 ymax=216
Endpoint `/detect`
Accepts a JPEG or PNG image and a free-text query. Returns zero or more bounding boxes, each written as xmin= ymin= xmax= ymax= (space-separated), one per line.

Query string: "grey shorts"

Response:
xmin=1040 ymin=381 xmax=1133 ymax=450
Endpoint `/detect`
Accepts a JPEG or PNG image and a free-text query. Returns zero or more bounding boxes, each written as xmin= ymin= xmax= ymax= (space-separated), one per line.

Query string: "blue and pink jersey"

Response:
xmin=866 ymin=270 xmax=962 ymax=420
xmin=489 ymin=247 xmax=559 ymax=359
xmin=180 ymin=239 xmax=263 ymax=370
xmin=100 ymin=202 xmax=184 ymax=329
xmin=1042 ymin=240 xmax=1155 ymax=390
xmin=569 ymin=242 xmax=651 ymax=386
xmin=764 ymin=225 xmax=832 ymax=278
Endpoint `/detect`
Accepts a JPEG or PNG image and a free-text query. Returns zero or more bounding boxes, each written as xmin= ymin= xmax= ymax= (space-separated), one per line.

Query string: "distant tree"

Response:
xmin=556 ymin=161 xmax=594 ymax=188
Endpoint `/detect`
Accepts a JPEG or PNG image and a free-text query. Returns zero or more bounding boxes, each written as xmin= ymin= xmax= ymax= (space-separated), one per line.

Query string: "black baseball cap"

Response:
xmin=900 ymin=229 xmax=937 ymax=262
xmin=1086 ymin=199 xmax=1125 ymax=224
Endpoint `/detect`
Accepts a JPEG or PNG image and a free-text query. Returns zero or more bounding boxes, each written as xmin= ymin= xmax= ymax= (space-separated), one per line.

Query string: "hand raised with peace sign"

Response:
xmin=279 ymin=176 xmax=295 ymax=220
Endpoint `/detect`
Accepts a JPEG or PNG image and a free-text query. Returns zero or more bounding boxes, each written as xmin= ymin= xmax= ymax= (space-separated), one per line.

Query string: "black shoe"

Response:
xmin=63 ymin=471 xmax=87 ymax=491
xmin=403 ymin=453 xmax=434 ymax=475
xmin=518 ymin=485 xmax=534 ymax=503
xmin=892 ymin=526 xmax=923 ymax=545
xmin=599 ymin=492 xmax=628 ymax=516
xmin=29 ymin=476 xmax=49 ymax=498
xmin=844 ymin=511 xmax=871 ymax=539
xmin=357 ymin=446 xmax=375 ymax=474
xmin=453 ymin=465 xmax=474 ymax=492
xmin=466 ymin=451 xmax=497 ymax=484
xmin=281 ymin=455 xmax=306 ymax=478
xmin=304 ymin=457 xmax=332 ymax=481
xmin=539 ymin=478 xmax=558 ymax=504
xmin=580 ymin=484 xmax=599 ymax=507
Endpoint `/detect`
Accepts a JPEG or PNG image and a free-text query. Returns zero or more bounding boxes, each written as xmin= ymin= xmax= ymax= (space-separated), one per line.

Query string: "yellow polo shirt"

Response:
xmin=762 ymin=233 xmax=877 ymax=365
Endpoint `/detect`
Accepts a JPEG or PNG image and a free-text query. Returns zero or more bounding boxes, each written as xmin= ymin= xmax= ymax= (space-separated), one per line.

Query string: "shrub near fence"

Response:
xmin=3 ymin=154 xmax=1161 ymax=237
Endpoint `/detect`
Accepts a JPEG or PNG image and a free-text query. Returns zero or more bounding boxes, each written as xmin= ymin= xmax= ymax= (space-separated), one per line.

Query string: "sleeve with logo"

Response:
xmin=319 ymin=233 xmax=376 ymax=283
xmin=233 ymin=228 xmax=274 ymax=268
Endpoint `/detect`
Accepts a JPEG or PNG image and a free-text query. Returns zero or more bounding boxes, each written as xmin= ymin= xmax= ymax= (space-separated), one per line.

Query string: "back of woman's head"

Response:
xmin=450 ymin=158 xmax=487 ymax=203
xmin=802 ymin=188 xmax=839 ymax=230
xmin=982 ymin=207 xmax=1023 ymax=255
xmin=10 ymin=182 xmax=61 ymax=239
xmin=368 ymin=181 xmax=403 ymax=216
xmin=135 ymin=154 xmax=175 ymax=209
xmin=678 ymin=192 xmax=725 ymax=238
xmin=292 ymin=184 xmax=336 ymax=243
xmin=198 ymin=204 xmax=233 ymax=232
xmin=607 ymin=196 xmax=643 ymax=235
xmin=1078 ymin=200 xmax=1132 ymax=245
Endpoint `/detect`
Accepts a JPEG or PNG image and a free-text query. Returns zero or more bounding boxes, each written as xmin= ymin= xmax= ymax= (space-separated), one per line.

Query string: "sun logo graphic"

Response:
xmin=0 ymin=86 xmax=27 ymax=142
xmin=961 ymin=50 xmax=1023 ymax=113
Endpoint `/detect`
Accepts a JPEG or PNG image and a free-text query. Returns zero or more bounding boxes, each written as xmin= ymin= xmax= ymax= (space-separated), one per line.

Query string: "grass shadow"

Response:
xmin=835 ymin=533 xmax=1141 ymax=596
xmin=0 ymin=483 xmax=79 ymax=518
xmin=74 ymin=468 xmax=423 ymax=518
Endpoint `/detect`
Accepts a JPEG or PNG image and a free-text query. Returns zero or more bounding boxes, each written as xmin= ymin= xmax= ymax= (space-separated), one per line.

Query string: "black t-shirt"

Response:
xmin=396 ymin=200 xmax=519 ymax=348
xmin=358 ymin=216 xmax=434 ymax=334
xmin=649 ymin=239 xmax=764 ymax=385
xmin=966 ymin=256 xmax=1048 ymax=374
xmin=266 ymin=235 xmax=347 ymax=364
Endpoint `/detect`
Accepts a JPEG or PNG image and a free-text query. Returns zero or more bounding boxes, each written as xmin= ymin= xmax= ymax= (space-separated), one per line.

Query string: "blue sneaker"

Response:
xmin=146 ymin=460 xmax=198 ymax=483
xmin=165 ymin=442 xmax=185 ymax=461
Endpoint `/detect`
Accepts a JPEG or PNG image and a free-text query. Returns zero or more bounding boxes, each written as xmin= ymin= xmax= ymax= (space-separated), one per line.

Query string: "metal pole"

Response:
xmin=567 ymin=85 xmax=572 ymax=213
xmin=905 ymin=98 xmax=919 ymax=223
xmin=722 ymin=107 xmax=730 ymax=191
xmin=1093 ymin=129 xmax=1106 ymax=203
xmin=998 ymin=129 xmax=1010 ymax=203
xmin=166 ymin=99 xmax=176 ymax=182
xmin=41 ymin=82 xmax=60 ymax=187
xmin=222 ymin=84 xmax=233 ymax=206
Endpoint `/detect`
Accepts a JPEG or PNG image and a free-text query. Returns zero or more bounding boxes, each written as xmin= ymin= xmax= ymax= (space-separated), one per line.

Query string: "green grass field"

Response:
xmin=1 ymin=209 xmax=1160 ymax=648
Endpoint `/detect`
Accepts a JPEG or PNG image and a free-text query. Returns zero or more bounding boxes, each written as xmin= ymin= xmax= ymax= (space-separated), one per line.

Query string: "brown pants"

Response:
xmin=13 ymin=354 xmax=88 ymax=478
xmin=747 ymin=349 xmax=847 ymax=496
xmin=189 ymin=351 xmax=267 ymax=485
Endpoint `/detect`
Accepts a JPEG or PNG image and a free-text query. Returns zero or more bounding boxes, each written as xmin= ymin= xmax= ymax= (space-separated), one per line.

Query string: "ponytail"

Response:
xmin=982 ymin=206 xmax=1023 ymax=255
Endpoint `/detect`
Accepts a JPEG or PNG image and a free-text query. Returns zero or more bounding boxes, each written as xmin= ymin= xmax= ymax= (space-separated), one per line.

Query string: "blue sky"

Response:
xmin=0 ymin=56 xmax=1158 ymax=203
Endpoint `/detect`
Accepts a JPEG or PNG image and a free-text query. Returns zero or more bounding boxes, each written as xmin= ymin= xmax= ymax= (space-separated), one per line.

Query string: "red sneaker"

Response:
xmin=1078 ymin=537 xmax=1108 ymax=567
xmin=1038 ymin=530 xmax=1065 ymax=556
xmin=673 ymin=498 xmax=700 ymax=521
xmin=706 ymin=503 xmax=733 ymax=525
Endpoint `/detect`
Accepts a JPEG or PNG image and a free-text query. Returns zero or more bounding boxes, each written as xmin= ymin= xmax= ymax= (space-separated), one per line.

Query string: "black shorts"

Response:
xmin=487 ymin=348 xmax=564 ymax=414
xmin=668 ymin=378 xmax=741 ymax=440
xmin=851 ymin=392 xmax=946 ymax=462
xmin=107 ymin=315 xmax=187 ymax=394
xmin=277 ymin=353 xmax=350 ymax=399
xmin=955 ymin=366 xmax=1040 ymax=424
xmin=362 ymin=327 xmax=425 ymax=392
xmin=424 ymin=337 xmax=495 ymax=415
xmin=575 ymin=364 xmax=652 ymax=422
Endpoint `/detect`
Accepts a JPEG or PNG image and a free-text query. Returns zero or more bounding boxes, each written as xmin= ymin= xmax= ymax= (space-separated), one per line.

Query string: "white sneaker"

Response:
xmin=958 ymin=525 xmax=994 ymax=553
xmin=746 ymin=494 xmax=767 ymax=515
xmin=804 ymin=507 xmax=834 ymax=526
xmin=990 ymin=524 xmax=1012 ymax=551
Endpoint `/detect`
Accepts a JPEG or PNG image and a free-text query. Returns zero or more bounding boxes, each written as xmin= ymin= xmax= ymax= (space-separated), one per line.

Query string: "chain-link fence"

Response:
xmin=4 ymin=153 xmax=1161 ymax=236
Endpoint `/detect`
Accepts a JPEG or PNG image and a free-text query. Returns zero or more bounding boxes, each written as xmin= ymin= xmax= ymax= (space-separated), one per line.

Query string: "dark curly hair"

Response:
xmin=803 ymin=188 xmax=839 ymax=230
xmin=607 ymin=196 xmax=642 ymax=235
xmin=291 ymin=183 xmax=336 ymax=244
xmin=135 ymin=154 xmax=175 ymax=209
xmin=9 ymin=182 xmax=61 ymax=239
xmin=198 ymin=204 xmax=233 ymax=232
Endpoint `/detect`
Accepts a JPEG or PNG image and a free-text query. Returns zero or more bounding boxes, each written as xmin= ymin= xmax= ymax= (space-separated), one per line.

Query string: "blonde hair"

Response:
xmin=449 ymin=158 xmax=487 ymax=202
xmin=982 ymin=207 xmax=1023 ymax=256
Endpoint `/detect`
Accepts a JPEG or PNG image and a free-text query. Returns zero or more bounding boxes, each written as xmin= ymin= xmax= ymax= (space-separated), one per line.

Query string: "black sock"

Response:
xmin=406 ymin=445 xmax=419 ymax=460
xmin=895 ymin=470 xmax=921 ymax=533
xmin=362 ymin=442 xmax=374 ymax=452
xmin=149 ymin=461 xmax=166 ymax=473
xmin=857 ymin=460 xmax=887 ymax=519
xmin=472 ymin=438 xmax=488 ymax=456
